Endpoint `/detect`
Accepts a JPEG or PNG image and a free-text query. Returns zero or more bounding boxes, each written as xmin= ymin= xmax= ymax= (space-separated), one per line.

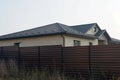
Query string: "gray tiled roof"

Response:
xmin=0 ymin=23 xmax=99 ymax=40
xmin=70 ymin=23 xmax=96 ymax=33
xmin=0 ymin=23 xmax=64 ymax=39
xmin=95 ymin=30 xmax=106 ymax=37
xmin=95 ymin=30 xmax=111 ymax=41
xmin=110 ymin=38 xmax=120 ymax=44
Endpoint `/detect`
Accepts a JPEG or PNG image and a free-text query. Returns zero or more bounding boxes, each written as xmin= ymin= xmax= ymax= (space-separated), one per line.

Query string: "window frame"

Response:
xmin=14 ymin=42 xmax=20 ymax=47
xmin=93 ymin=27 xmax=97 ymax=32
xmin=74 ymin=40 xmax=80 ymax=46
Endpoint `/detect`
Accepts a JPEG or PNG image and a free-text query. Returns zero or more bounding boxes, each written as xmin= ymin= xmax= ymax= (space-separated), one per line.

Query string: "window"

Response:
xmin=74 ymin=40 xmax=80 ymax=46
xmin=93 ymin=27 xmax=97 ymax=32
xmin=14 ymin=42 xmax=20 ymax=47
xmin=89 ymin=42 xmax=93 ymax=45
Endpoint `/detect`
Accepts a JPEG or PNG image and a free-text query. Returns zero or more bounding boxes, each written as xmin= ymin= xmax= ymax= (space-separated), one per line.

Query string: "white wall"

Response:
xmin=0 ymin=35 xmax=63 ymax=47
xmin=99 ymin=34 xmax=108 ymax=44
xmin=0 ymin=34 xmax=99 ymax=47
xmin=64 ymin=35 xmax=98 ymax=46
xmin=86 ymin=25 xmax=99 ymax=35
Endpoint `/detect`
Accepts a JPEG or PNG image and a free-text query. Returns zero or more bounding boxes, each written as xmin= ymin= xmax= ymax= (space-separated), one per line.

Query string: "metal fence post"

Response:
xmin=18 ymin=47 xmax=21 ymax=70
xmin=0 ymin=47 xmax=3 ymax=59
xmin=38 ymin=46 xmax=41 ymax=69
xmin=61 ymin=46 xmax=64 ymax=73
xmin=88 ymin=43 xmax=92 ymax=79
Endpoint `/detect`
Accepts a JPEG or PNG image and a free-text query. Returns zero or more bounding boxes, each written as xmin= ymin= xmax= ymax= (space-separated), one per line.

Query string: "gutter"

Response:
xmin=61 ymin=34 xmax=65 ymax=47
xmin=0 ymin=33 xmax=65 ymax=41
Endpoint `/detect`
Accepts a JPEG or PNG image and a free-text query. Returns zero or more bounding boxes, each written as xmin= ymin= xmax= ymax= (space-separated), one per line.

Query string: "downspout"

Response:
xmin=61 ymin=34 xmax=65 ymax=47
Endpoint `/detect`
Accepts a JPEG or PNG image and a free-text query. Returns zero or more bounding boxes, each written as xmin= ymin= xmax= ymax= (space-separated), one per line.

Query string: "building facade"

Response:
xmin=0 ymin=23 xmax=112 ymax=47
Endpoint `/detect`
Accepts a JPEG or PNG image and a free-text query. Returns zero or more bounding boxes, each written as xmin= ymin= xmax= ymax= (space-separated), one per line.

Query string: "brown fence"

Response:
xmin=0 ymin=45 xmax=120 ymax=76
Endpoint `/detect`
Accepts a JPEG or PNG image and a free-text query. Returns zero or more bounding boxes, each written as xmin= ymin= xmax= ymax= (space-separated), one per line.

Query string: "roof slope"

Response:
xmin=95 ymin=30 xmax=111 ymax=41
xmin=0 ymin=23 xmax=65 ymax=40
xmin=110 ymin=38 xmax=120 ymax=44
xmin=95 ymin=30 xmax=106 ymax=37
xmin=0 ymin=23 xmax=107 ymax=40
xmin=70 ymin=23 xmax=96 ymax=33
xmin=0 ymin=23 xmax=95 ymax=40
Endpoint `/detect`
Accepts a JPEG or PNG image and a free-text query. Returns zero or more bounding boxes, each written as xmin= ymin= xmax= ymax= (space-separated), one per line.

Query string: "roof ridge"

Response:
xmin=0 ymin=23 xmax=58 ymax=37
xmin=70 ymin=23 xmax=96 ymax=33
xmin=60 ymin=23 xmax=83 ymax=33
xmin=56 ymin=23 xmax=85 ymax=35
xmin=70 ymin=23 xmax=97 ymax=27
xmin=55 ymin=23 xmax=67 ymax=33
xmin=0 ymin=23 xmax=97 ymax=40
xmin=95 ymin=29 xmax=106 ymax=38
xmin=85 ymin=23 xmax=97 ymax=32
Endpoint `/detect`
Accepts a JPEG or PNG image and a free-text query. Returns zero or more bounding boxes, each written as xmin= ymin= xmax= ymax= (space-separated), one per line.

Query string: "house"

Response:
xmin=0 ymin=23 xmax=118 ymax=47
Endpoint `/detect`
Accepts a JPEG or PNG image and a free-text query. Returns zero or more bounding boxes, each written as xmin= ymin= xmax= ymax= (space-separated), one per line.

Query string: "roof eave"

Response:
xmin=0 ymin=32 xmax=66 ymax=41
xmin=66 ymin=33 xmax=96 ymax=39
xmin=86 ymin=23 xmax=101 ymax=34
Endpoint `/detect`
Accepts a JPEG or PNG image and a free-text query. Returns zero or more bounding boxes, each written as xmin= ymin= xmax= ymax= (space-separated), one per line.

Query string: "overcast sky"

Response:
xmin=0 ymin=0 xmax=120 ymax=39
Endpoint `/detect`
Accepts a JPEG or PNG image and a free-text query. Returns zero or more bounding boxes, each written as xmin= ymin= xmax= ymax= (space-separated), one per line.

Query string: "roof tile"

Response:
xmin=0 ymin=23 xmax=98 ymax=40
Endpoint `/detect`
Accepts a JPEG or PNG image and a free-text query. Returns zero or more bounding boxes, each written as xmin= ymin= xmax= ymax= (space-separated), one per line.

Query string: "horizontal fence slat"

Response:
xmin=1 ymin=45 xmax=120 ymax=76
